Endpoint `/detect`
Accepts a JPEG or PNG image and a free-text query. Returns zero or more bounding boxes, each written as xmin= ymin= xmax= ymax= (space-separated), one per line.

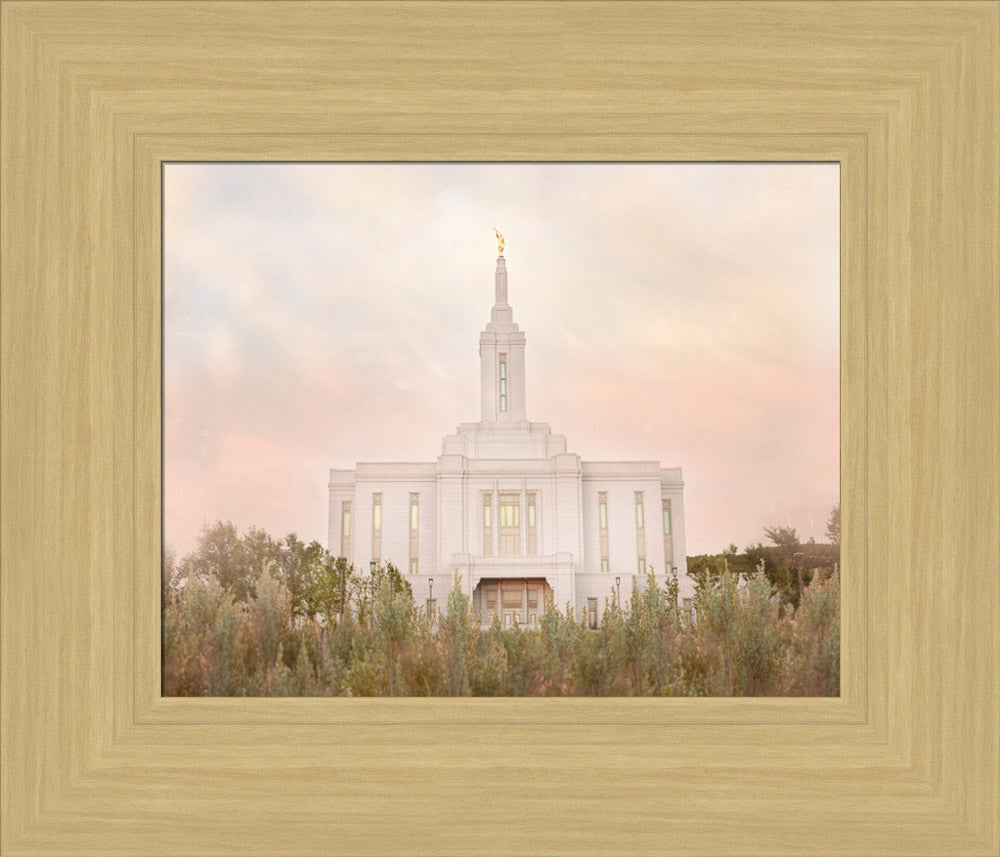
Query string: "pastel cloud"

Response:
xmin=164 ymin=163 xmax=839 ymax=557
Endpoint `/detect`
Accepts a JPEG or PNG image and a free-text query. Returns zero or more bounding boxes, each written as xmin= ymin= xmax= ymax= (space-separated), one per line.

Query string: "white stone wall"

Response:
xmin=328 ymin=469 xmax=356 ymax=564
xmin=441 ymin=421 xmax=568 ymax=459
xmin=341 ymin=463 xmax=437 ymax=575
xmin=329 ymin=456 xmax=691 ymax=625
xmin=660 ymin=467 xmax=693 ymax=603
xmin=581 ymin=463 xmax=666 ymax=575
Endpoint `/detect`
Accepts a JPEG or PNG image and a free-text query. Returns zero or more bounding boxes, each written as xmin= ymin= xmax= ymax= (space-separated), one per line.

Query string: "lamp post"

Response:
xmin=615 ymin=575 xmax=621 ymax=605
xmin=428 ymin=577 xmax=434 ymax=624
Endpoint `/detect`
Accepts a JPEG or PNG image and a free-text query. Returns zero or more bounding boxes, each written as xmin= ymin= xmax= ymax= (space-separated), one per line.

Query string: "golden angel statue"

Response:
xmin=493 ymin=227 xmax=504 ymax=257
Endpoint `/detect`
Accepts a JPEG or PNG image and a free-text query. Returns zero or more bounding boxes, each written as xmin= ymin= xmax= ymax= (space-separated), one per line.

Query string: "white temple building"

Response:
xmin=329 ymin=242 xmax=693 ymax=628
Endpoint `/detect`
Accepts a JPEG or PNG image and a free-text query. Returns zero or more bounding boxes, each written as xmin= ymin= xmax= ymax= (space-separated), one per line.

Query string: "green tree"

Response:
xmin=163 ymin=522 xmax=840 ymax=699
xmin=697 ymin=564 xmax=739 ymax=695
xmin=163 ymin=573 xmax=247 ymax=696
xmin=616 ymin=584 xmax=654 ymax=694
xmin=732 ymin=574 xmax=783 ymax=695
xmin=162 ymin=546 xmax=180 ymax=607
xmin=248 ymin=570 xmax=292 ymax=694
xmin=180 ymin=520 xmax=280 ymax=603
xmin=571 ymin=605 xmax=621 ymax=696
xmin=469 ymin=619 xmax=506 ymax=696
xmin=762 ymin=526 xmax=811 ymax=609
xmin=637 ymin=571 xmax=679 ymax=695
xmin=789 ymin=569 xmax=840 ymax=695
xmin=402 ymin=610 xmax=447 ymax=696
xmin=277 ymin=533 xmax=317 ymax=619
xmin=439 ymin=575 xmax=477 ymax=696
xmin=763 ymin=525 xmax=800 ymax=549
xmin=370 ymin=562 xmax=416 ymax=695
xmin=538 ymin=599 xmax=580 ymax=695
xmin=204 ymin=594 xmax=248 ymax=695
xmin=496 ymin=625 xmax=544 ymax=695
xmin=276 ymin=534 xmax=352 ymax=628
xmin=825 ymin=504 xmax=840 ymax=547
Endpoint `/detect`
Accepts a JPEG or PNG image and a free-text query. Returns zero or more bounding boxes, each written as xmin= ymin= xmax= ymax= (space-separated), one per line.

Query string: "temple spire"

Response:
xmin=489 ymin=229 xmax=513 ymax=325
xmin=492 ymin=228 xmax=509 ymax=311
xmin=480 ymin=241 xmax=526 ymax=423
xmin=494 ymin=255 xmax=509 ymax=310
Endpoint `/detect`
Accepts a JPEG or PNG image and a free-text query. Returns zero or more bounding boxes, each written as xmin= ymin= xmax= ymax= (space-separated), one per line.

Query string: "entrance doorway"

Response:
xmin=473 ymin=578 xmax=552 ymax=628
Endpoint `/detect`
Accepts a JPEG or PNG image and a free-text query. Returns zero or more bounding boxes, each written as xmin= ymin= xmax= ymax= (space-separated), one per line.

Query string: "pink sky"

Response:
xmin=164 ymin=163 xmax=839 ymax=558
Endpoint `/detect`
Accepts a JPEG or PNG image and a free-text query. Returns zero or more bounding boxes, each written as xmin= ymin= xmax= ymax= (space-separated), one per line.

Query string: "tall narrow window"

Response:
xmin=498 ymin=354 xmax=507 ymax=412
xmin=662 ymin=499 xmax=674 ymax=566
xmin=409 ymin=493 xmax=419 ymax=575
xmin=483 ymin=493 xmax=493 ymax=556
xmin=341 ymin=501 xmax=352 ymax=559
xmin=598 ymin=491 xmax=609 ymax=572
xmin=499 ymin=493 xmax=520 ymax=556
xmin=371 ymin=493 xmax=382 ymax=563
xmin=635 ymin=491 xmax=646 ymax=572
xmin=587 ymin=597 xmax=598 ymax=629
xmin=526 ymin=492 xmax=537 ymax=554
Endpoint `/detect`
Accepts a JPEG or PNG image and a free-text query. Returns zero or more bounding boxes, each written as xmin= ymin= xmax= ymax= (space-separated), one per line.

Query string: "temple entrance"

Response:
xmin=473 ymin=578 xmax=552 ymax=628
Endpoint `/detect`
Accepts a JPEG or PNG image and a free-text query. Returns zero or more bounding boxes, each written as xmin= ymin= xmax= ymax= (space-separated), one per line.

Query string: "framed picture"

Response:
xmin=162 ymin=161 xmax=842 ymax=699
xmin=2 ymin=2 xmax=996 ymax=855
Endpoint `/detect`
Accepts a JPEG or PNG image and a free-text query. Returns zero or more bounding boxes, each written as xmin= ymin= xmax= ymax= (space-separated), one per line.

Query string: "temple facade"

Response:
xmin=328 ymin=247 xmax=692 ymax=627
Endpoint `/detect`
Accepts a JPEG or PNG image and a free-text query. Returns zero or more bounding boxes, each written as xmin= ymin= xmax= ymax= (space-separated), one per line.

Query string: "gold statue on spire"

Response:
xmin=493 ymin=227 xmax=504 ymax=257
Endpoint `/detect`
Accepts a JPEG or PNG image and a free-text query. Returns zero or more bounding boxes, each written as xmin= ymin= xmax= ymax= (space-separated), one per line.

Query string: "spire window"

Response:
xmin=499 ymin=354 xmax=507 ymax=412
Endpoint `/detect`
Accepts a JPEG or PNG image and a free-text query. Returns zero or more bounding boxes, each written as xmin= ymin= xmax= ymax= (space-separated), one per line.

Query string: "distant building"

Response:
xmin=329 ymin=248 xmax=692 ymax=627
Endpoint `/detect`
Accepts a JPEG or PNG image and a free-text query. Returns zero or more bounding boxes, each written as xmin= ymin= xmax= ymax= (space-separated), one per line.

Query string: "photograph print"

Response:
xmin=162 ymin=162 xmax=840 ymax=697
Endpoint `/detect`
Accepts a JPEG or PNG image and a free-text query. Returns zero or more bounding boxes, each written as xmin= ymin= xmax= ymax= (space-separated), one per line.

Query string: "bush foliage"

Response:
xmin=163 ymin=521 xmax=839 ymax=697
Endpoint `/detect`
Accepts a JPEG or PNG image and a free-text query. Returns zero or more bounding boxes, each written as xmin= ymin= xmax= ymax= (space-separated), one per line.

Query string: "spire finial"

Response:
xmin=493 ymin=227 xmax=504 ymax=257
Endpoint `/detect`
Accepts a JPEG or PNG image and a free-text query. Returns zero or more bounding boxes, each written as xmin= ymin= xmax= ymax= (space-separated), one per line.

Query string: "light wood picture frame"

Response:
xmin=2 ymin=2 xmax=996 ymax=855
